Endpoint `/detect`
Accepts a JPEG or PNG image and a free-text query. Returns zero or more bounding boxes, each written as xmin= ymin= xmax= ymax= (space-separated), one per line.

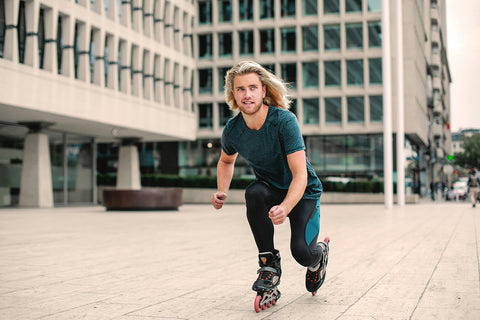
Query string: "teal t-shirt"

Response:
xmin=222 ymin=106 xmax=322 ymax=199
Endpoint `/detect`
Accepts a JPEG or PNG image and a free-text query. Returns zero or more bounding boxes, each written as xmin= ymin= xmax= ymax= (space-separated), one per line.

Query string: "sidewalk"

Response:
xmin=0 ymin=201 xmax=479 ymax=319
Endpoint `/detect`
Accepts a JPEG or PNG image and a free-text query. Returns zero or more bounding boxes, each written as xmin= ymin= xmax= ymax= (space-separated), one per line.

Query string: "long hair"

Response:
xmin=224 ymin=61 xmax=291 ymax=110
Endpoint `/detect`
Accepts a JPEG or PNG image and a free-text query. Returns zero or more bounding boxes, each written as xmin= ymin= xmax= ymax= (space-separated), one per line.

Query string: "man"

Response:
xmin=211 ymin=61 xmax=328 ymax=296
xmin=467 ymin=169 xmax=480 ymax=208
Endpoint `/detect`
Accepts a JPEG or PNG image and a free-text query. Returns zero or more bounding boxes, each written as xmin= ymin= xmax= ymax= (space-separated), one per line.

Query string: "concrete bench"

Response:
xmin=103 ymin=188 xmax=183 ymax=210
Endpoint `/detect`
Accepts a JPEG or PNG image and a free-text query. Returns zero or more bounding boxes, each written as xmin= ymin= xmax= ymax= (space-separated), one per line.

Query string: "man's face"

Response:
xmin=232 ymin=73 xmax=266 ymax=115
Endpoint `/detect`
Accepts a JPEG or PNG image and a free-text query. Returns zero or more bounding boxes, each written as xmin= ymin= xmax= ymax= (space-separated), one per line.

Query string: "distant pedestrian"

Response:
xmin=467 ymin=169 xmax=480 ymax=208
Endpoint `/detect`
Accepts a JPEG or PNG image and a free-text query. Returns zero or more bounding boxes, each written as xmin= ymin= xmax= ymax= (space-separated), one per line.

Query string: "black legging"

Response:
xmin=245 ymin=180 xmax=322 ymax=267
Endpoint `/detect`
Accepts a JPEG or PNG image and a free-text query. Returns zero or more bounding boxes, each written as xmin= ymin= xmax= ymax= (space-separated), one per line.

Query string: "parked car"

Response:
xmin=445 ymin=181 xmax=468 ymax=201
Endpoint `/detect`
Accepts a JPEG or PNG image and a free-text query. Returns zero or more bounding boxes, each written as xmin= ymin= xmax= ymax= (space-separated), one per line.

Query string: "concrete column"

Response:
xmin=116 ymin=138 xmax=141 ymax=190
xmin=19 ymin=123 xmax=54 ymax=208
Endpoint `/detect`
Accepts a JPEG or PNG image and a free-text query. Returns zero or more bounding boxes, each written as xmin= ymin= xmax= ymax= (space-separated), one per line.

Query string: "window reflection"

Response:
xmin=303 ymin=98 xmax=319 ymax=124
xmin=323 ymin=0 xmax=340 ymax=15
xmin=324 ymin=60 xmax=341 ymax=87
xmin=347 ymin=59 xmax=364 ymax=86
xmin=346 ymin=23 xmax=363 ymax=49
xmin=325 ymin=97 xmax=342 ymax=123
xmin=369 ymin=95 xmax=383 ymax=122
xmin=347 ymin=96 xmax=364 ymax=123
xmin=324 ymin=24 xmax=340 ymax=51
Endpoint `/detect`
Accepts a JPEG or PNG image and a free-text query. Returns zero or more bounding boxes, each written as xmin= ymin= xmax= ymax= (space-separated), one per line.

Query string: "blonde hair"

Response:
xmin=224 ymin=61 xmax=291 ymax=110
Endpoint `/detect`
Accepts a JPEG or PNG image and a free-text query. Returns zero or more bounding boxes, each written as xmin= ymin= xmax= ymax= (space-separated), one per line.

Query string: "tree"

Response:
xmin=453 ymin=133 xmax=480 ymax=169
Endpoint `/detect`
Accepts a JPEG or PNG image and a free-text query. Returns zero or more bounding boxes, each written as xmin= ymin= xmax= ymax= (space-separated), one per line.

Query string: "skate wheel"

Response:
xmin=272 ymin=299 xmax=276 ymax=305
xmin=312 ymin=291 xmax=316 ymax=296
xmin=267 ymin=302 xmax=271 ymax=308
xmin=254 ymin=295 xmax=262 ymax=313
xmin=262 ymin=303 xmax=267 ymax=310
xmin=324 ymin=236 xmax=330 ymax=244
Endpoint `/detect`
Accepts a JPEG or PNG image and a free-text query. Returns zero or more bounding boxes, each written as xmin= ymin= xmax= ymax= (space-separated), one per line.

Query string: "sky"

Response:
xmin=446 ymin=0 xmax=480 ymax=131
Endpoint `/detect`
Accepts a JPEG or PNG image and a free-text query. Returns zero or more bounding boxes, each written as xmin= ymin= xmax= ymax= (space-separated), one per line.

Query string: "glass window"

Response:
xmin=324 ymin=24 xmax=340 ymax=51
xmin=346 ymin=0 xmax=362 ymax=13
xmin=369 ymin=58 xmax=382 ymax=84
xmin=281 ymin=27 xmax=296 ymax=52
xmin=218 ymin=0 xmax=232 ymax=23
xmin=325 ymin=97 xmax=342 ymax=123
xmin=239 ymin=0 xmax=253 ymax=21
xmin=281 ymin=0 xmax=296 ymax=17
xmin=218 ymin=67 xmax=229 ymax=92
xmin=239 ymin=30 xmax=254 ymax=55
xmin=302 ymin=25 xmax=318 ymax=52
xmin=290 ymin=98 xmax=297 ymax=115
xmin=369 ymin=95 xmax=383 ymax=122
xmin=323 ymin=0 xmax=339 ymax=14
xmin=263 ymin=64 xmax=275 ymax=73
xmin=199 ymin=103 xmax=213 ymax=128
xmin=198 ymin=34 xmax=212 ymax=59
xmin=302 ymin=62 xmax=319 ymax=88
xmin=368 ymin=21 xmax=381 ymax=47
xmin=347 ymin=59 xmax=364 ymax=86
xmin=367 ymin=0 xmax=381 ymax=11
xmin=260 ymin=29 xmax=275 ymax=53
xmin=324 ymin=60 xmax=341 ymax=87
xmin=198 ymin=0 xmax=212 ymax=24
xmin=260 ymin=0 xmax=275 ymax=19
xmin=347 ymin=96 xmax=364 ymax=123
xmin=218 ymin=32 xmax=232 ymax=56
xmin=198 ymin=68 xmax=213 ymax=93
xmin=303 ymin=98 xmax=320 ymax=124
xmin=281 ymin=63 xmax=297 ymax=89
xmin=346 ymin=23 xmax=363 ymax=49
xmin=303 ymin=0 xmax=318 ymax=16
xmin=219 ymin=103 xmax=232 ymax=127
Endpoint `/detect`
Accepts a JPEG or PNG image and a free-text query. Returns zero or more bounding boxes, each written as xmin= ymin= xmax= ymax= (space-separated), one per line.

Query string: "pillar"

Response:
xmin=18 ymin=122 xmax=54 ymax=208
xmin=116 ymin=138 xmax=141 ymax=190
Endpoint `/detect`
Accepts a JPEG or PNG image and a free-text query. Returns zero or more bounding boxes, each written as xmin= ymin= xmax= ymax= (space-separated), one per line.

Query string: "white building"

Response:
xmin=0 ymin=0 xmax=197 ymax=207
xmin=184 ymin=0 xmax=452 ymax=196
xmin=0 ymin=0 xmax=452 ymax=207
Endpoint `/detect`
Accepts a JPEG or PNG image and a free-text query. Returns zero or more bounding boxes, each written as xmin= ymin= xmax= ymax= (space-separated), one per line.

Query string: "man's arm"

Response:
xmin=211 ymin=150 xmax=238 ymax=209
xmin=268 ymin=150 xmax=308 ymax=225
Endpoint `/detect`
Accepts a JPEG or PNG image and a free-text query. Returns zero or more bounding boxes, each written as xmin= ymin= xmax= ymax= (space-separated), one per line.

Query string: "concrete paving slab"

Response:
xmin=0 ymin=201 xmax=479 ymax=319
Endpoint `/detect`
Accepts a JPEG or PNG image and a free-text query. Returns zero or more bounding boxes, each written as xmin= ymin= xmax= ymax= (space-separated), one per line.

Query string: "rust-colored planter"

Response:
xmin=103 ymin=188 xmax=183 ymax=210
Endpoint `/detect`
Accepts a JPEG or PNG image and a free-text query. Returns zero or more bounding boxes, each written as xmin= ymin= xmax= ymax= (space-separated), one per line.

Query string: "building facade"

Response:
xmin=0 ymin=0 xmax=452 ymax=207
xmin=182 ymin=0 xmax=452 ymax=197
xmin=0 ymin=0 xmax=197 ymax=206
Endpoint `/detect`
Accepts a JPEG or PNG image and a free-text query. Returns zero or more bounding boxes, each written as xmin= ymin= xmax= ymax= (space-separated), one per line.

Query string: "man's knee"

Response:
xmin=245 ymin=181 xmax=271 ymax=205
xmin=291 ymin=245 xmax=317 ymax=267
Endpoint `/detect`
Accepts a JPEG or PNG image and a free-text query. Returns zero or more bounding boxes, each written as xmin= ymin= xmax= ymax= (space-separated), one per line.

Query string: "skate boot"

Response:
xmin=252 ymin=251 xmax=282 ymax=312
xmin=306 ymin=237 xmax=330 ymax=295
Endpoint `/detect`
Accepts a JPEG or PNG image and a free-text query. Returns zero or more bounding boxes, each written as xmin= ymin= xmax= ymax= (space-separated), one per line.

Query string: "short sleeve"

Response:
xmin=280 ymin=112 xmax=305 ymax=155
xmin=221 ymin=124 xmax=237 ymax=155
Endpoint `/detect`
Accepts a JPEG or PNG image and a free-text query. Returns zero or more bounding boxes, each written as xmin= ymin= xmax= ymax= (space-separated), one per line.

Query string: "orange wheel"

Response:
xmin=254 ymin=295 xmax=262 ymax=313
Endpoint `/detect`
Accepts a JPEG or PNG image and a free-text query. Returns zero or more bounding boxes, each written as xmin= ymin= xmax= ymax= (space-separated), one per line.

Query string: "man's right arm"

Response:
xmin=211 ymin=150 xmax=238 ymax=209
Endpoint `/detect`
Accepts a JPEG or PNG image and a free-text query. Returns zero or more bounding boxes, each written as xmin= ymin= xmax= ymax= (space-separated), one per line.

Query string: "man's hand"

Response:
xmin=211 ymin=192 xmax=227 ymax=209
xmin=269 ymin=205 xmax=288 ymax=225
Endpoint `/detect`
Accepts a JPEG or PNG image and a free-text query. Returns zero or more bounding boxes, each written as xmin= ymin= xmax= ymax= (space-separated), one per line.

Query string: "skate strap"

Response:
xmin=257 ymin=267 xmax=277 ymax=274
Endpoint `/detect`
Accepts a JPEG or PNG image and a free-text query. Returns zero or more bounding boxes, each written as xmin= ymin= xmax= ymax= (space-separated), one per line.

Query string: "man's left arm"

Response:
xmin=268 ymin=150 xmax=307 ymax=225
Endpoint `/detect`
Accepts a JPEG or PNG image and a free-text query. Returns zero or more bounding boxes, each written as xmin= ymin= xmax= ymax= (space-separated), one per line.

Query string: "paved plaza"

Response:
xmin=0 ymin=200 xmax=479 ymax=319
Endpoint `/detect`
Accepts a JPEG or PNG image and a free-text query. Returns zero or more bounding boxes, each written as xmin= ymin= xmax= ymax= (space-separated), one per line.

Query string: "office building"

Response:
xmin=186 ymin=0 xmax=452 ymax=197
xmin=0 ymin=0 xmax=197 ymax=206
xmin=0 ymin=0 xmax=452 ymax=207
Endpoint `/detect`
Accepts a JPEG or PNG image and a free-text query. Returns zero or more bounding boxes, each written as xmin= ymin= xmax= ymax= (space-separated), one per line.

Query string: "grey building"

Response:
xmin=0 ymin=0 xmax=452 ymax=207
xmin=184 ymin=0 xmax=452 ymax=197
